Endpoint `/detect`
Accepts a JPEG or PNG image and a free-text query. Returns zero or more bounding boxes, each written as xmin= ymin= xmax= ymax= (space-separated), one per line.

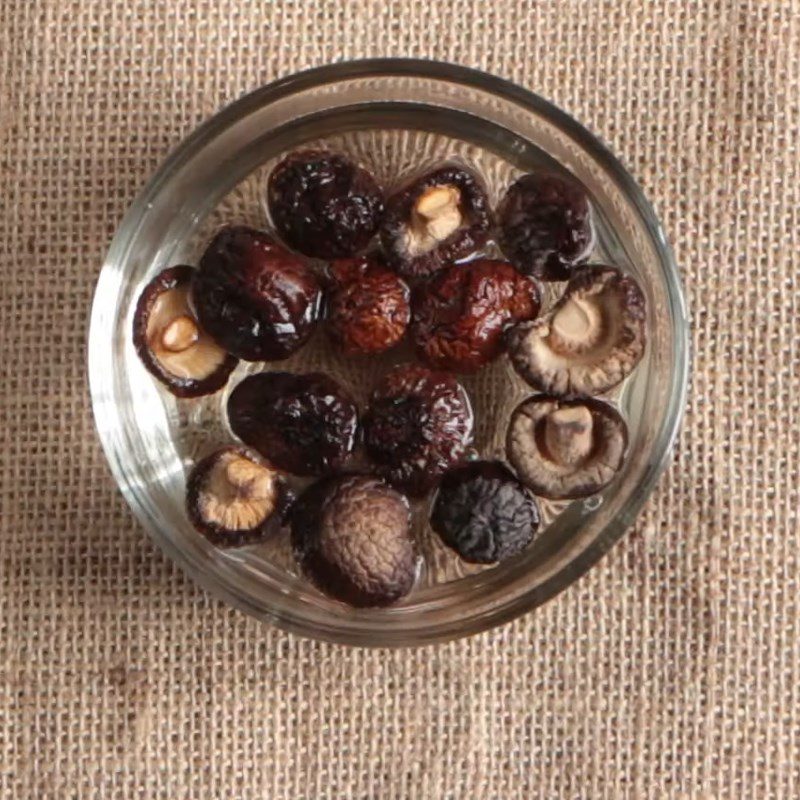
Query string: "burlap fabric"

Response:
xmin=2 ymin=1 xmax=798 ymax=797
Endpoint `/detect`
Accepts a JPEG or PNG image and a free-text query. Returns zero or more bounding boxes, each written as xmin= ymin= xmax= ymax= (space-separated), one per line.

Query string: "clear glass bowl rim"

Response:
xmin=88 ymin=58 xmax=690 ymax=647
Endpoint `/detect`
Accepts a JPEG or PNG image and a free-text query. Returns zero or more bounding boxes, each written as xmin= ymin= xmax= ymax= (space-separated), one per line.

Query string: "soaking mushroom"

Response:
xmin=497 ymin=171 xmax=595 ymax=281
xmin=192 ymin=226 xmax=322 ymax=362
xmin=507 ymin=265 xmax=646 ymax=395
xmin=227 ymin=371 xmax=359 ymax=477
xmin=380 ymin=165 xmax=492 ymax=278
xmin=363 ymin=364 xmax=474 ymax=496
xmin=186 ymin=446 xmax=288 ymax=547
xmin=290 ymin=475 xmax=418 ymax=607
xmin=506 ymin=395 xmax=628 ymax=499
xmin=132 ymin=265 xmax=238 ymax=397
xmin=430 ymin=460 xmax=540 ymax=564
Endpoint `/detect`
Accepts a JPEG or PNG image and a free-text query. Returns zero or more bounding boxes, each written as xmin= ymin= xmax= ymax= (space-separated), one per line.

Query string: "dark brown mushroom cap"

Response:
xmin=506 ymin=395 xmax=628 ymax=499
xmin=363 ymin=364 xmax=474 ymax=496
xmin=267 ymin=149 xmax=384 ymax=259
xmin=192 ymin=226 xmax=322 ymax=362
xmin=497 ymin=171 xmax=594 ymax=281
xmin=380 ymin=165 xmax=493 ymax=279
xmin=227 ymin=371 xmax=359 ymax=477
xmin=186 ymin=446 xmax=287 ymax=547
xmin=132 ymin=265 xmax=238 ymax=398
xmin=290 ymin=475 xmax=418 ymax=607
xmin=507 ymin=265 xmax=646 ymax=396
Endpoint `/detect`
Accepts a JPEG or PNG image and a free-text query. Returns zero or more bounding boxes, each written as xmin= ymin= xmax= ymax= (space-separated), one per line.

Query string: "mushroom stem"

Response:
xmin=414 ymin=185 xmax=462 ymax=241
xmin=544 ymin=405 xmax=594 ymax=466
xmin=225 ymin=456 xmax=274 ymax=500
xmin=161 ymin=315 xmax=199 ymax=352
xmin=549 ymin=298 xmax=603 ymax=354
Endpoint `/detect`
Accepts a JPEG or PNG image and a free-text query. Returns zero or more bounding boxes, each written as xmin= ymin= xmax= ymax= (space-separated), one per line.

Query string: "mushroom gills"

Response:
xmin=146 ymin=285 xmax=229 ymax=380
xmin=196 ymin=450 xmax=278 ymax=531
xmin=507 ymin=395 xmax=628 ymax=499
xmin=508 ymin=265 xmax=646 ymax=396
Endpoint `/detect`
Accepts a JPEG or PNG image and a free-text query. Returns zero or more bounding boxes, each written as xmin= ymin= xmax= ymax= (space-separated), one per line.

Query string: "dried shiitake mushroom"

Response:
xmin=380 ymin=165 xmax=492 ymax=278
xmin=268 ymin=149 xmax=384 ymax=258
xmin=192 ymin=226 xmax=322 ymax=362
xmin=506 ymin=395 xmax=628 ymax=499
xmin=411 ymin=258 xmax=540 ymax=373
xmin=186 ymin=446 xmax=288 ymax=546
xmin=508 ymin=265 xmax=646 ymax=395
xmin=227 ymin=371 xmax=359 ymax=477
xmin=132 ymin=265 xmax=238 ymax=397
xmin=431 ymin=460 xmax=540 ymax=564
xmin=363 ymin=364 xmax=474 ymax=496
xmin=497 ymin=171 xmax=594 ymax=280
xmin=326 ymin=257 xmax=411 ymax=355
xmin=290 ymin=475 xmax=418 ymax=607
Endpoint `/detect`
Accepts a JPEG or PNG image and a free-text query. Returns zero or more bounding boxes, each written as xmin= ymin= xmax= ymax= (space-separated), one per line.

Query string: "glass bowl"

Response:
xmin=88 ymin=59 xmax=689 ymax=646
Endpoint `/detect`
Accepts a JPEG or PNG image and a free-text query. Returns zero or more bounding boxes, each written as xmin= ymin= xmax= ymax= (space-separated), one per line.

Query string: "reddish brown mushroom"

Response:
xmin=411 ymin=258 xmax=540 ymax=373
xmin=326 ymin=257 xmax=411 ymax=355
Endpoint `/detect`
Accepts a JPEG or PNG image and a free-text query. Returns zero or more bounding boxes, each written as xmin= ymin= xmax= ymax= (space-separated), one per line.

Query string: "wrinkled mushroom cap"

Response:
xmin=132 ymin=265 xmax=237 ymax=397
xmin=192 ymin=226 xmax=323 ymax=362
xmin=291 ymin=475 xmax=418 ymax=607
xmin=267 ymin=149 xmax=384 ymax=259
xmin=431 ymin=460 xmax=540 ymax=564
xmin=507 ymin=395 xmax=628 ymax=499
xmin=363 ymin=364 xmax=475 ymax=496
xmin=186 ymin=446 xmax=285 ymax=546
xmin=410 ymin=258 xmax=541 ymax=374
xmin=227 ymin=371 xmax=359 ymax=477
xmin=508 ymin=265 xmax=646 ymax=395
xmin=496 ymin=171 xmax=595 ymax=281
xmin=326 ymin=257 xmax=411 ymax=355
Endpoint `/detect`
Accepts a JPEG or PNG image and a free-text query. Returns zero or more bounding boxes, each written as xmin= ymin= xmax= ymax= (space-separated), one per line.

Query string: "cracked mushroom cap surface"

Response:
xmin=290 ymin=475 xmax=418 ymax=607
xmin=132 ymin=265 xmax=238 ymax=397
xmin=186 ymin=446 xmax=287 ymax=547
xmin=508 ymin=265 xmax=646 ymax=396
xmin=380 ymin=165 xmax=492 ymax=278
xmin=411 ymin=258 xmax=540 ymax=373
xmin=506 ymin=395 xmax=628 ymax=499
xmin=326 ymin=257 xmax=411 ymax=355
xmin=267 ymin=149 xmax=385 ymax=259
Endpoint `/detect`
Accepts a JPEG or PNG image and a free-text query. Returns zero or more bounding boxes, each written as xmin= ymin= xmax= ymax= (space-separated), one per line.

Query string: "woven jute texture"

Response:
xmin=2 ymin=1 xmax=799 ymax=797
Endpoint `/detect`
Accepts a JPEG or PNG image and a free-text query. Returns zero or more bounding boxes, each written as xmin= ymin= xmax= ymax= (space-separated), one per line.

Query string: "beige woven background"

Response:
xmin=1 ymin=1 xmax=798 ymax=797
